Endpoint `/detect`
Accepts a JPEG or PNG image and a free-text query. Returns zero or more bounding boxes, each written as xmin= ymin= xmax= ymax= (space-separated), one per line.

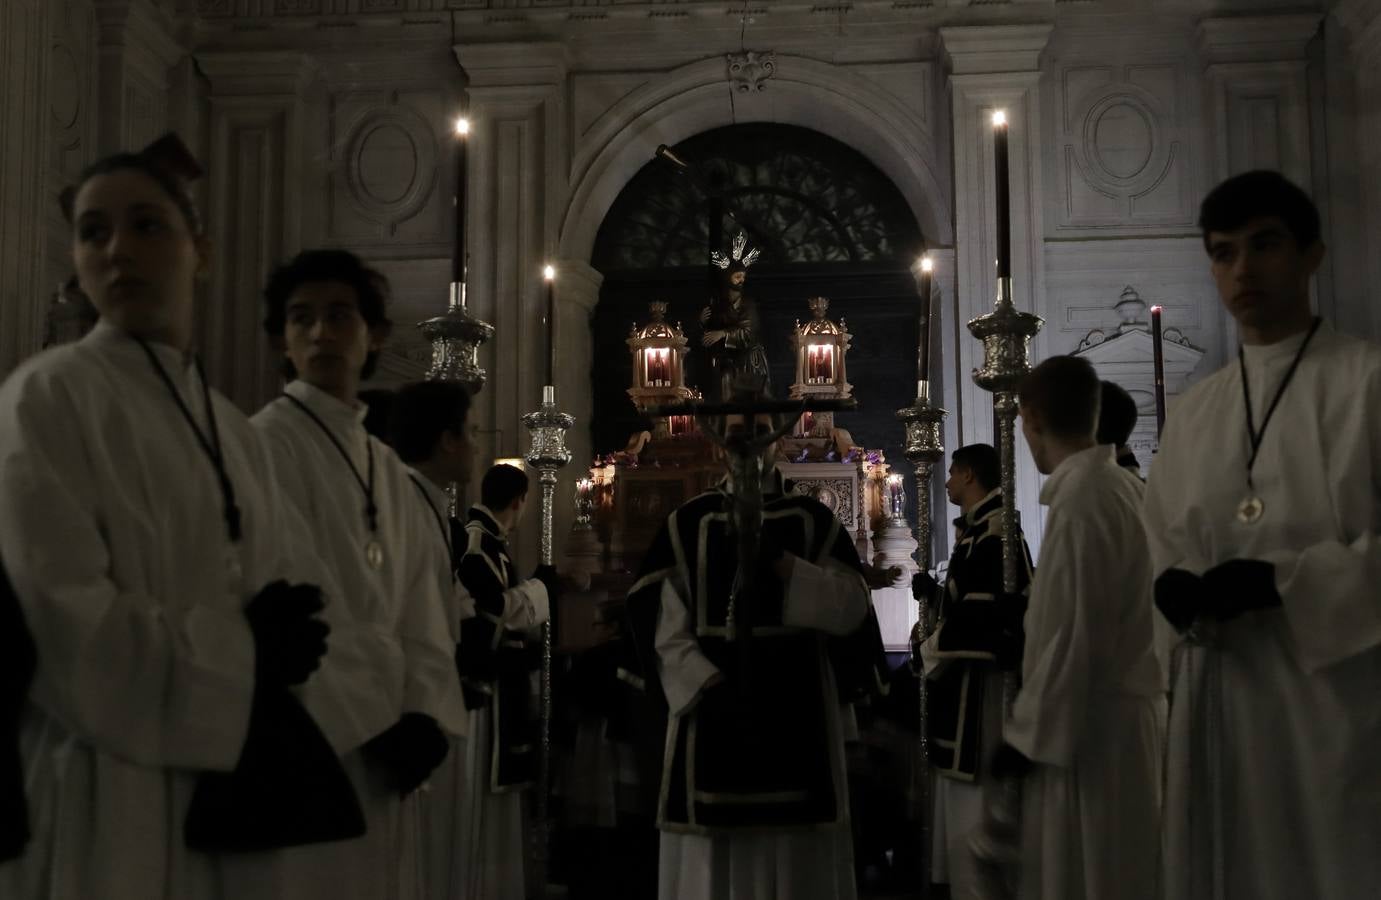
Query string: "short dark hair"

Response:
xmin=950 ymin=443 xmax=1000 ymax=492
xmin=262 ymin=249 xmax=393 ymax=380
xmin=1019 ymin=355 xmax=1101 ymax=439
xmin=358 ymin=389 xmax=396 ymax=443
xmin=60 ymin=133 xmax=205 ymax=236
xmin=1198 ymin=170 xmax=1321 ymax=252
xmin=481 ymin=463 xmax=530 ymax=511
xmin=1096 ymin=380 xmax=1139 ymax=447
xmin=388 ymin=380 xmax=472 ymax=464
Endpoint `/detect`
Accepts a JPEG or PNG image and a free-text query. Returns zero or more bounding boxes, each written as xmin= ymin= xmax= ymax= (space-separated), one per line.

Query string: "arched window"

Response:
xmin=593 ymin=123 xmax=923 ymax=272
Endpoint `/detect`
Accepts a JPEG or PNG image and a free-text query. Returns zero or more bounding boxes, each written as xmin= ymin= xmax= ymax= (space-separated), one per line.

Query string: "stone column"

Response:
xmin=93 ymin=0 xmax=184 ymax=153
xmin=459 ymin=41 xmax=571 ymax=570
xmin=1198 ymin=15 xmax=1322 ymax=352
xmin=1332 ymin=1 xmax=1381 ymax=338
xmin=939 ymin=23 xmax=1053 ymax=549
xmin=195 ymin=51 xmax=316 ymax=412
xmin=0 ymin=0 xmax=52 ymax=375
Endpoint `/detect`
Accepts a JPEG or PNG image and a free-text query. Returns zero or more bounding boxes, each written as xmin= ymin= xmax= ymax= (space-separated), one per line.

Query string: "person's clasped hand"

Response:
xmin=245 ymin=580 xmax=330 ymax=687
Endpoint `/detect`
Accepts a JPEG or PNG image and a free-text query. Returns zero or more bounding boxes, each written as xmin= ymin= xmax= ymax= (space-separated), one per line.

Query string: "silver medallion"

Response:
xmin=224 ymin=546 xmax=244 ymax=590
xmin=365 ymin=539 xmax=385 ymax=570
xmin=1236 ymin=495 xmax=1264 ymax=524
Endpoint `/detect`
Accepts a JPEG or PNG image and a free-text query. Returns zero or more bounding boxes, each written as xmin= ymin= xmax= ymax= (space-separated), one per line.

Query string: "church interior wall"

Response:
xmin=3 ymin=0 xmax=1379 ymax=568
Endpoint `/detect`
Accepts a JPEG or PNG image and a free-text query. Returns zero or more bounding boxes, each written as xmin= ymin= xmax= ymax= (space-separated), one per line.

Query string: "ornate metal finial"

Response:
xmin=967 ymin=286 xmax=1044 ymax=394
xmin=710 ymin=231 xmax=762 ymax=270
xmin=1115 ymin=285 xmax=1147 ymax=329
xmin=417 ymin=282 xmax=495 ymax=394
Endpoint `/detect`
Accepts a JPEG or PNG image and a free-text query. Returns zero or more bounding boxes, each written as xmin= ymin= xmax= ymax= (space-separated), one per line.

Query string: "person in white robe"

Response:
xmin=384 ymin=380 xmax=483 ymax=900
xmin=1144 ymin=170 xmax=1381 ymax=900
xmin=0 ymin=139 xmax=348 ymax=900
xmin=979 ymin=355 xmax=1163 ymax=900
xmin=252 ymin=249 xmax=465 ymax=900
xmin=621 ymin=416 xmax=887 ymax=900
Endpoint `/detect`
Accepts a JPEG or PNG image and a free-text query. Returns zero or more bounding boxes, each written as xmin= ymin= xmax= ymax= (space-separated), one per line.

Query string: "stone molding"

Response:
xmin=939 ymin=23 xmax=1054 ymax=75
xmin=1197 ymin=14 xmax=1323 ymax=64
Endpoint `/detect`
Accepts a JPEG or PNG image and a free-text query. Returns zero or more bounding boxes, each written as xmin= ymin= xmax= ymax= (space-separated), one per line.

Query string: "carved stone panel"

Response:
xmin=325 ymin=89 xmax=450 ymax=248
xmin=1053 ymin=63 xmax=1194 ymax=231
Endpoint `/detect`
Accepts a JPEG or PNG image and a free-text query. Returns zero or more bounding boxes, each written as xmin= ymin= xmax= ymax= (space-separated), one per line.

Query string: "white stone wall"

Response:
xmin=4 ymin=0 xmax=1377 ymax=565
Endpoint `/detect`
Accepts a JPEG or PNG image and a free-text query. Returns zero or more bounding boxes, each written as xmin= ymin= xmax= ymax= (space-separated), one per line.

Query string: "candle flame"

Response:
xmin=455 ymin=118 xmax=470 ymax=136
xmin=886 ymin=473 xmax=904 ymax=486
xmin=543 ymin=264 xmax=556 ymax=280
xmin=992 ymin=110 xmax=1007 ymax=127
xmin=1150 ymin=305 xmax=1163 ymax=313
xmin=920 ymin=255 xmax=934 ymax=273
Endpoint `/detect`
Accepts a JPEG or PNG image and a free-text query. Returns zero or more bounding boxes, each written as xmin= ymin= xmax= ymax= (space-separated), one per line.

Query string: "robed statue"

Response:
xmin=700 ymin=232 xmax=771 ymax=403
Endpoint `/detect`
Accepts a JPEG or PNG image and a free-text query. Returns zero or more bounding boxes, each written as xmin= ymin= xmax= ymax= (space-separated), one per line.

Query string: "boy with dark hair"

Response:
xmin=979 ymin=354 xmax=1162 ymax=900
xmin=252 ymin=250 xmax=463 ymax=900
xmin=1146 ymin=171 xmax=1381 ymax=899
xmin=914 ymin=442 xmax=1031 ymax=896
xmin=1096 ymin=380 xmax=1141 ymax=474
xmin=455 ymin=462 xmax=555 ymax=900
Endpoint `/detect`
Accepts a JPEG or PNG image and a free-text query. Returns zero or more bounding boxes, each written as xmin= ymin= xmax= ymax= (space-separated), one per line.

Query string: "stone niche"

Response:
xmin=1073 ymin=286 xmax=1205 ymax=473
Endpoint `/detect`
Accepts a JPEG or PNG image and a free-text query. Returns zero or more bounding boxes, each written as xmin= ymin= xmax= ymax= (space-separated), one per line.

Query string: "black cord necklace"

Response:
xmin=409 ymin=473 xmax=458 ymax=580
xmin=280 ymin=391 xmax=385 ymax=568
xmin=1235 ymin=316 xmax=1322 ymax=524
xmin=135 ymin=340 xmax=243 ymax=546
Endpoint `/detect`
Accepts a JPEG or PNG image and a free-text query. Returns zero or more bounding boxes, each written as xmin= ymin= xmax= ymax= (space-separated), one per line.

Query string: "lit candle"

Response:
xmin=543 ymin=264 xmax=556 ymax=388
xmin=992 ymin=110 xmax=1011 ymax=282
xmin=916 ymin=254 xmax=933 ymax=400
xmin=453 ymin=117 xmax=470 ymax=286
xmin=887 ymin=473 xmax=905 ymax=520
xmin=1151 ymin=305 xmax=1166 ymax=437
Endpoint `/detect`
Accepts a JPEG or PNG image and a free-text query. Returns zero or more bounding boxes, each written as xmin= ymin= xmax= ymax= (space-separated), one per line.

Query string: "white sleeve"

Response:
xmin=398 ymin=504 xmax=468 ymax=736
xmin=653 ymin=578 xmax=721 ymax=717
xmin=781 ymin=554 xmax=870 ymax=636
xmin=1005 ymin=513 xmax=1093 ymax=768
xmin=0 ymin=371 xmax=254 ymax=772
xmin=502 ymin=578 xmax=550 ymax=632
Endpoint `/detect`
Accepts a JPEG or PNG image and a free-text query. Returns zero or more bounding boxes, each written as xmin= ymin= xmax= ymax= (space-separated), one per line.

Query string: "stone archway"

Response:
xmin=558 ymin=53 xmax=951 ymax=265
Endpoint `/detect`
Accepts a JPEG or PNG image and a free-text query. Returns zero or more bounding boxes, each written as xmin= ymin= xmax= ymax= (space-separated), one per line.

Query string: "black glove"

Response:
xmin=363 ymin=713 xmax=450 ymax=796
xmin=1202 ymin=559 xmax=1280 ymax=623
xmin=989 ymin=742 xmax=1033 ymax=782
xmin=912 ymin=571 xmax=940 ymax=601
xmin=992 ymin=591 xmax=1027 ymax=671
xmin=246 ymin=581 xmax=329 ymax=687
xmin=1153 ymin=568 xmax=1206 ymax=633
xmin=532 ymin=563 xmax=561 ymax=602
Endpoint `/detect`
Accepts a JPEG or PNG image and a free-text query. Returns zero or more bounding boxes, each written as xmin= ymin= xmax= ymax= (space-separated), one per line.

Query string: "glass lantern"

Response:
xmin=790 ymin=297 xmax=853 ymax=437
xmin=627 ymin=301 xmax=694 ymax=438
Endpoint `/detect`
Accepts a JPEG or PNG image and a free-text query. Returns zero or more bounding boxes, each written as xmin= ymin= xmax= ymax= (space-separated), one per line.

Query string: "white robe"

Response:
xmin=1006 ymin=445 xmax=1164 ymax=900
xmin=408 ymin=471 xmax=478 ymax=900
xmin=252 ymin=380 xmax=465 ymax=900
xmin=1143 ymin=322 xmax=1381 ymax=900
xmin=653 ymin=556 xmax=869 ymax=900
xmin=0 ymin=323 xmax=344 ymax=899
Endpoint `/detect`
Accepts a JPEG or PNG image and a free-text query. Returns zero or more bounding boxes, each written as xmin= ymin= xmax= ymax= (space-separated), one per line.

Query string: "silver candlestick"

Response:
xmin=966 ymin=277 xmax=1042 ymax=899
xmin=895 ymin=389 xmax=946 ymax=900
xmin=523 ymin=383 xmax=573 ymax=881
xmin=418 ymin=281 xmax=495 ymax=395
xmin=967 ymin=277 xmax=1041 ymax=603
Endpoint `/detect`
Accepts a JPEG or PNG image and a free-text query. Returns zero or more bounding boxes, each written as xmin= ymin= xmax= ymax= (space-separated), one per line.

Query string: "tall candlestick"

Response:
xmin=1151 ymin=305 xmax=1167 ymax=436
xmin=543 ymin=265 xmax=556 ymax=387
xmin=453 ymin=118 xmax=469 ymax=285
xmin=916 ymin=254 xmax=934 ymax=399
xmin=992 ymin=110 xmax=1011 ymax=280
